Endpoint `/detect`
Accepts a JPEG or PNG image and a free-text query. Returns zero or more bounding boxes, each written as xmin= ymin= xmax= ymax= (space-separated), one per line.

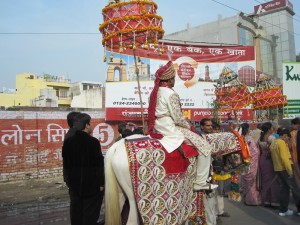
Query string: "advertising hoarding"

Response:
xmin=254 ymin=0 xmax=293 ymax=14
xmin=105 ymin=41 xmax=256 ymax=121
xmin=283 ymin=62 xmax=300 ymax=118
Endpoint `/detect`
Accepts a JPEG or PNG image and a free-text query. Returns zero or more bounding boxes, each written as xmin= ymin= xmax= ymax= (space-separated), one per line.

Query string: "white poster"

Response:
xmin=283 ymin=62 xmax=300 ymax=117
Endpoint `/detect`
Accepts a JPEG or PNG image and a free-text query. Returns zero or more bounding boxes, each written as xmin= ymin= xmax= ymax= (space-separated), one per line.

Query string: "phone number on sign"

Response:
xmin=113 ymin=101 xmax=146 ymax=106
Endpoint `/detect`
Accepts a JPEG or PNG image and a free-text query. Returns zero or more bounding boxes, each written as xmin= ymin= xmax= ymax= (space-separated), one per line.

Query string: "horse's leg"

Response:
xmin=112 ymin=140 xmax=139 ymax=225
xmin=104 ymin=144 xmax=122 ymax=225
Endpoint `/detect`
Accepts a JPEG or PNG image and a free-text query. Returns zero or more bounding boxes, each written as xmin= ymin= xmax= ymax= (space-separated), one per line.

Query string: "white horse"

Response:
xmin=104 ymin=132 xmax=249 ymax=225
xmin=105 ymin=134 xmax=144 ymax=225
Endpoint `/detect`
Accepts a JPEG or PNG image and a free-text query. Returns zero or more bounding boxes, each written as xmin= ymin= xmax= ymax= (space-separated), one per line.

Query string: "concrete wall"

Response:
xmin=71 ymin=88 xmax=103 ymax=109
xmin=165 ymin=15 xmax=239 ymax=45
xmin=0 ymin=111 xmax=119 ymax=182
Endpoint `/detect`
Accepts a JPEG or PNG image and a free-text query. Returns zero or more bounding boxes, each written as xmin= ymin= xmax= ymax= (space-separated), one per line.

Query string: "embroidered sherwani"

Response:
xmin=154 ymin=87 xmax=212 ymax=156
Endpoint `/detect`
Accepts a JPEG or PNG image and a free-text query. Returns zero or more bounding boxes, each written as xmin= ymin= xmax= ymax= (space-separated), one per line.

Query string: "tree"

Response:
xmin=43 ymin=73 xmax=55 ymax=81
xmin=297 ymin=53 xmax=300 ymax=62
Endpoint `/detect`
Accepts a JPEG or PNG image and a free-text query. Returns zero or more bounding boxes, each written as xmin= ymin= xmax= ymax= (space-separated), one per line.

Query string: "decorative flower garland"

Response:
xmin=253 ymin=94 xmax=287 ymax=102
xmin=217 ymin=93 xmax=252 ymax=105
xmin=99 ymin=14 xmax=163 ymax=31
xmin=251 ymin=87 xmax=282 ymax=96
xmin=231 ymin=130 xmax=251 ymax=164
xmin=102 ymin=0 xmax=158 ymax=13
xmin=102 ymin=26 xmax=164 ymax=47
xmin=217 ymin=94 xmax=250 ymax=103
xmin=252 ymin=96 xmax=288 ymax=110
xmin=100 ymin=0 xmax=164 ymax=53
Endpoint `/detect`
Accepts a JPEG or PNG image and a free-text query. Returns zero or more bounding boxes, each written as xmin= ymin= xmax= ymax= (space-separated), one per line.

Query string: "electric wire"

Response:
xmin=210 ymin=0 xmax=300 ymax=37
xmin=0 ymin=1 xmax=299 ymax=39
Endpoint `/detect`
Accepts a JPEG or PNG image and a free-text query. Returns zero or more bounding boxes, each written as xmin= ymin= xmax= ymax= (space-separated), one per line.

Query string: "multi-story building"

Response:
xmin=0 ymin=73 xmax=72 ymax=108
xmin=0 ymin=74 xmax=106 ymax=109
xmin=165 ymin=0 xmax=296 ymax=84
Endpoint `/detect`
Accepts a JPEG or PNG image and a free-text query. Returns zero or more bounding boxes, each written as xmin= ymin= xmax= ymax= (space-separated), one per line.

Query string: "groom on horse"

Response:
xmin=148 ymin=60 xmax=218 ymax=191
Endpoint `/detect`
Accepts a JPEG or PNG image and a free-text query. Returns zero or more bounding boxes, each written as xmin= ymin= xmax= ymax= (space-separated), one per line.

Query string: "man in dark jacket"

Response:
xmin=62 ymin=113 xmax=104 ymax=225
xmin=63 ymin=111 xmax=81 ymax=184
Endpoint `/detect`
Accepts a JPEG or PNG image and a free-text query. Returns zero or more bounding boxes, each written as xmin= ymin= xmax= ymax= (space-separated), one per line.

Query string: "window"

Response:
xmin=239 ymin=28 xmax=254 ymax=46
xmin=260 ymin=39 xmax=273 ymax=76
xmin=60 ymin=91 xmax=67 ymax=98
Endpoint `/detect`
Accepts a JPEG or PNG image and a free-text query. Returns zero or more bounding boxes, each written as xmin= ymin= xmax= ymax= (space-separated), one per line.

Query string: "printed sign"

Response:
xmin=105 ymin=41 xmax=256 ymax=121
xmin=254 ymin=0 xmax=293 ymax=14
xmin=283 ymin=62 xmax=300 ymax=116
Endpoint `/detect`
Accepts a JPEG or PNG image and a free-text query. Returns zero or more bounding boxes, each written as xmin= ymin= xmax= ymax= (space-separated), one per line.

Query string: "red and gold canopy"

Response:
xmin=99 ymin=0 xmax=164 ymax=53
xmin=252 ymin=75 xmax=288 ymax=110
xmin=215 ymin=67 xmax=252 ymax=112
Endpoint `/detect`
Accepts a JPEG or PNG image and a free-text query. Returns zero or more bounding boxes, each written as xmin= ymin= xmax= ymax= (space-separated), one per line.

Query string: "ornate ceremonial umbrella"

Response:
xmin=99 ymin=0 xmax=164 ymax=130
xmin=252 ymin=74 xmax=288 ymax=121
xmin=214 ymin=66 xmax=252 ymax=120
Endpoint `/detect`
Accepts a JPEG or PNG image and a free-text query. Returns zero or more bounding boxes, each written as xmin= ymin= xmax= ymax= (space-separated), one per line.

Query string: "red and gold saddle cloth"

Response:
xmin=125 ymin=137 xmax=206 ymax=225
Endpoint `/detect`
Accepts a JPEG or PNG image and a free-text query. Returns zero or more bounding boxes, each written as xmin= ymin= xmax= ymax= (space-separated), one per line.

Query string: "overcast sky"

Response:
xmin=0 ymin=0 xmax=299 ymax=89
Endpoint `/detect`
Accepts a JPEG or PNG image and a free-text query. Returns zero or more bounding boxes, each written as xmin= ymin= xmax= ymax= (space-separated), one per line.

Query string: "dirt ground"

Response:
xmin=0 ymin=177 xmax=71 ymax=225
xmin=0 ymin=176 xmax=69 ymax=206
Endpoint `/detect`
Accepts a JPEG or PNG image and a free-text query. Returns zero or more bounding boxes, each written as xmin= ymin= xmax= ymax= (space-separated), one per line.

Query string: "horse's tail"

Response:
xmin=105 ymin=144 xmax=122 ymax=225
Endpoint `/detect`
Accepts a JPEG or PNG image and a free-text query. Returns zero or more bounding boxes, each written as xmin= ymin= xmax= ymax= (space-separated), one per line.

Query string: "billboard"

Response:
xmin=254 ymin=0 xmax=293 ymax=15
xmin=105 ymin=41 xmax=256 ymax=121
xmin=283 ymin=62 xmax=300 ymax=118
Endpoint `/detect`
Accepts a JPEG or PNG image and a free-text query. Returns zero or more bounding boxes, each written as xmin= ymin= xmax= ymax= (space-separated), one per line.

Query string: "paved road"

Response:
xmin=221 ymin=198 xmax=299 ymax=225
xmin=0 ymin=197 xmax=299 ymax=225
xmin=0 ymin=200 xmax=70 ymax=225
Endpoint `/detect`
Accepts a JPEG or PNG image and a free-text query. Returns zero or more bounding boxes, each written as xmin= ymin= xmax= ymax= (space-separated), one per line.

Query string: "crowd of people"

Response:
xmin=241 ymin=119 xmax=300 ymax=217
xmin=60 ymin=61 xmax=300 ymax=225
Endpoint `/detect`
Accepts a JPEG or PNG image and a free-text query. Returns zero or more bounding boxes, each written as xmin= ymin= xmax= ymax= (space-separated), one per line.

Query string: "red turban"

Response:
xmin=148 ymin=61 xmax=175 ymax=139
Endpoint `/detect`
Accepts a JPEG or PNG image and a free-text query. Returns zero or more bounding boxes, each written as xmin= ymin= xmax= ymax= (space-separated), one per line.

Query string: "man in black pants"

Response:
xmin=62 ymin=113 xmax=105 ymax=225
xmin=270 ymin=129 xmax=300 ymax=216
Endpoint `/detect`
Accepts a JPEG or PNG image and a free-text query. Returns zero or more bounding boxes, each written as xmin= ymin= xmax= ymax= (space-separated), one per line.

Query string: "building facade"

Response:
xmin=0 ymin=74 xmax=106 ymax=109
xmin=165 ymin=0 xmax=296 ymax=84
xmin=71 ymin=81 xmax=104 ymax=109
xmin=0 ymin=73 xmax=72 ymax=108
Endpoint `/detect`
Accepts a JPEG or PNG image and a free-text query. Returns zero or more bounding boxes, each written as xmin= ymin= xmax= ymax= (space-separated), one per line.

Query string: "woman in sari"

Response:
xmin=258 ymin=122 xmax=280 ymax=207
xmin=240 ymin=123 xmax=262 ymax=205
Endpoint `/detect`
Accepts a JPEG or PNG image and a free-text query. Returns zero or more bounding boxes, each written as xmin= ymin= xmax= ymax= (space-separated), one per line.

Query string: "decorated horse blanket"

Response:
xmin=125 ymin=132 xmax=247 ymax=225
xmin=125 ymin=137 xmax=206 ymax=225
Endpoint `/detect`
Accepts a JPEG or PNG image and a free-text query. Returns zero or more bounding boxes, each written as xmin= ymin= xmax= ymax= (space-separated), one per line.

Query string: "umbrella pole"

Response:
xmin=133 ymin=49 xmax=145 ymax=134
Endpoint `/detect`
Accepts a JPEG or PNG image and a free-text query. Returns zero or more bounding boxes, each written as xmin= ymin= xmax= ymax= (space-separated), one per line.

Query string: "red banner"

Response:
xmin=117 ymin=41 xmax=255 ymax=62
